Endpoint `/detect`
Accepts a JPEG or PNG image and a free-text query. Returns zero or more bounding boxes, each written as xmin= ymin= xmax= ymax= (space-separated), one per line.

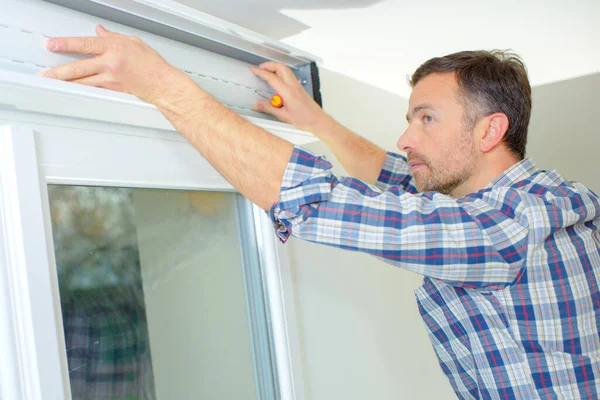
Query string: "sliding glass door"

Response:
xmin=0 ymin=122 xmax=295 ymax=400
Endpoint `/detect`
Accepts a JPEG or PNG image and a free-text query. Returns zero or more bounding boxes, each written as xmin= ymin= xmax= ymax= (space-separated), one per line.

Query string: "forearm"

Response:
xmin=250 ymin=63 xmax=385 ymax=184
xmin=308 ymin=115 xmax=386 ymax=185
xmin=155 ymin=71 xmax=293 ymax=210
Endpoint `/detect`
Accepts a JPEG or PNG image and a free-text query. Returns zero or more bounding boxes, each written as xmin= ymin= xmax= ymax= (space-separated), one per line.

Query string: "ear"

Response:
xmin=480 ymin=113 xmax=509 ymax=153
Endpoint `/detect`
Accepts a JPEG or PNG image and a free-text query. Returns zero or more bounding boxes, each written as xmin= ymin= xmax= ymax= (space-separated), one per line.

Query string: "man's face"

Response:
xmin=399 ymin=72 xmax=479 ymax=196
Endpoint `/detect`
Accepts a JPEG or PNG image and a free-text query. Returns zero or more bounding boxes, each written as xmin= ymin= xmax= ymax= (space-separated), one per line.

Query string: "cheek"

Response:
xmin=431 ymin=148 xmax=452 ymax=174
xmin=427 ymin=136 xmax=450 ymax=166
xmin=443 ymin=134 xmax=476 ymax=171
xmin=421 ymin=124 xmax=469 ymax=171
xmin=428 ymin=138 xmax=464 ymax=174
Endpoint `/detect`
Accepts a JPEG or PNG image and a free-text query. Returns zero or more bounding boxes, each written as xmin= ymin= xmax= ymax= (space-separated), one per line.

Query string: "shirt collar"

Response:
xmin=486 ymin=158 xmax=538 ymax=189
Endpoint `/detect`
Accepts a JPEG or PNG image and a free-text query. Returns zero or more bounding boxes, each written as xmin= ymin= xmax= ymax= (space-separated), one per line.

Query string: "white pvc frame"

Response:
xmin=0 ymin=119 xmax=305 ymax=400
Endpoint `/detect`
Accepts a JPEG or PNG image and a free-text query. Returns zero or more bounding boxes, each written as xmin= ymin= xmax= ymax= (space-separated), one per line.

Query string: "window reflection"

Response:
xmin=50 ymin=186 xmax=156 ymax=399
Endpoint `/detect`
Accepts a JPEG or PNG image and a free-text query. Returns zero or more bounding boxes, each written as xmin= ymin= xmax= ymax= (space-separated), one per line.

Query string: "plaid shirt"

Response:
xmin=270 ymin=147 xmax=600 ymax=399
xmin=62 ymin=286 xmax=156 ymax=399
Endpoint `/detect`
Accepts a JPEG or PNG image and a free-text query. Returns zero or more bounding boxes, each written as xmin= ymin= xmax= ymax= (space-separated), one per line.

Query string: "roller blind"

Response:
xmin=0 ymin=0 xmax=321 ymax=139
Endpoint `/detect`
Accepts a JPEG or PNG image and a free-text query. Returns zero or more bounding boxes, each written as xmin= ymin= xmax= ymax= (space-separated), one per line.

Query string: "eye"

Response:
xmin=423 ymin=115 xmax=433 ymax=123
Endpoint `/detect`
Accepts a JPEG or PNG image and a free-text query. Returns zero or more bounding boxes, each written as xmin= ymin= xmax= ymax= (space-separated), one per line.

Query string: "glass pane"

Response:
xmin=48 ymin=185 xmax=262 ymax=400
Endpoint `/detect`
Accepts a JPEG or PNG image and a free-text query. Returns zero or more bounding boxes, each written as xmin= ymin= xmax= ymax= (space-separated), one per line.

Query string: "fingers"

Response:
xmin=254 ymin=100 xmax=287 ymax=122
xmin=251 ymin=66 xmax=288 ymax=94
xmin=46 ymin=25 xmax=125 ymax=55
xmin=70 ymin=74 xmax=123 ymax=92
xmin=46 ymin=35 xmax=107 ymax=55
xmin=41 ymin=57 xmax=107 ymax=81
xmin=258 ymin=62 xmax=299 ymax=86
xmin=96 ymin=24 xmax=118 ymax=37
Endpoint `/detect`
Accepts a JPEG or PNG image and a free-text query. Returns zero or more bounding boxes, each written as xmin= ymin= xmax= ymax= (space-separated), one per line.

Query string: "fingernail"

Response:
xmin=46 ymin=39 xmax=57 ymax=51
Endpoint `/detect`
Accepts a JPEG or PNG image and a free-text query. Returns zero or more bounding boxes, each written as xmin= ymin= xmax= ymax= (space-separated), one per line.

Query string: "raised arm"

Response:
xmin=251 ymin=62 xmax=387 ymax=185
xmin=42 ymin=26 xmax=292 ymax=211
xmin=272 ymin=147 xmax=530 ymax=289
xmin=42 ymin=27 xmax=532 ymax=289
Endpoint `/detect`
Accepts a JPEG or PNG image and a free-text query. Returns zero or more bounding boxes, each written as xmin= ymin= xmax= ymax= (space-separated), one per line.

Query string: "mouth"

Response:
xmin=408 ymin=160 xmax=427 ymax=170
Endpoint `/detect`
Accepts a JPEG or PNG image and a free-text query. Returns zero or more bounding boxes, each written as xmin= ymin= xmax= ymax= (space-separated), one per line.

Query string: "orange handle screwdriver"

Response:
xmin=270 ymin=94 xmax=284 ymax=108
xmin=255 ymin=90 xmax=284 ymax=109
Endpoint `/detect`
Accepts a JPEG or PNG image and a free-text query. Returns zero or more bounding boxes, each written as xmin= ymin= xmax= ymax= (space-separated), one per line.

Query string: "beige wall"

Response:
xmin=286 ymin=69 xmax=455 ymax=400
xmin=527 ymin=72 xmax=600 ymax=193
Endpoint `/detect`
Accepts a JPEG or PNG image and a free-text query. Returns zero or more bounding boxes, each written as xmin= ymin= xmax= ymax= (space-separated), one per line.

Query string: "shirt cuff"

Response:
xmin=269 ymin=146 xmax=334 ymax=243
xmin=375 ymin=151 xmax=414 ymax=192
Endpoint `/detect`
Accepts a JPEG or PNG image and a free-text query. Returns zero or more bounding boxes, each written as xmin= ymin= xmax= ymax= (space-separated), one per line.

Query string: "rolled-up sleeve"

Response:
xmin=269 ymin=146 xmax=530 ymax=289
xmin=269 ymin=146 xmax=335 ymax=243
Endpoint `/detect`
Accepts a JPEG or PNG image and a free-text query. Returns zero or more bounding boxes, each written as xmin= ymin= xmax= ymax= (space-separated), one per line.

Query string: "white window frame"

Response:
xmin=0 ymin=118 xmax=306 ymax=400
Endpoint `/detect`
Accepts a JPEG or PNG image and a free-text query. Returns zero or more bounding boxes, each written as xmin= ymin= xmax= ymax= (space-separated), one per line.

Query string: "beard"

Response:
xmin=409 ymin=130 xmax=477 ymax=196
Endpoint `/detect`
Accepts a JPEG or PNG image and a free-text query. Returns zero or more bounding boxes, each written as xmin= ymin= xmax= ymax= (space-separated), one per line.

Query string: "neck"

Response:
xmin=450 ymin=148 xmax=520 ymax=198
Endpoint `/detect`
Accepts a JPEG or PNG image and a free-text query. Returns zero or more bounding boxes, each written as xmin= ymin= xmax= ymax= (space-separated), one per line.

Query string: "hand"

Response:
xmin=41 ymin=25 xmax=185 ymax=105
xmin=251 ymin=62 xmax=329 ymax=132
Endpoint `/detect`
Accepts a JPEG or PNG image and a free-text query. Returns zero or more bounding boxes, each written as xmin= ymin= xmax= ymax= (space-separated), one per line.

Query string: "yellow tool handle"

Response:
xmin=270 ymin=94 xmax=284 ymax=108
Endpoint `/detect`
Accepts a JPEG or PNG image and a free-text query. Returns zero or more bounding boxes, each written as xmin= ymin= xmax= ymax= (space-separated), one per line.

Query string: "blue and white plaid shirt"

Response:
xmin=270 ymin=147 xmax=600 ymax=399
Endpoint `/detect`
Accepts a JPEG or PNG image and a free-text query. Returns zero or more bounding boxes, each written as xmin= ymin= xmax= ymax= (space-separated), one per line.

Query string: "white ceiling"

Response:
xmin=176 ymin=0 xmax=600 ymax=98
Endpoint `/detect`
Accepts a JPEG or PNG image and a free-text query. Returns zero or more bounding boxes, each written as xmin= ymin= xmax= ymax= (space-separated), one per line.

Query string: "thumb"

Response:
xmin=254 ymin=100 xmax=288 ymax=122
xmin=96 ymin=24 xmax=118 ymax=37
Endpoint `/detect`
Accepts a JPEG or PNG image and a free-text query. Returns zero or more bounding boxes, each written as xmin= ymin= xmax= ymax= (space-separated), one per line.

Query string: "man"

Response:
xmin=43 ymin=25 xmax=600 ymax=399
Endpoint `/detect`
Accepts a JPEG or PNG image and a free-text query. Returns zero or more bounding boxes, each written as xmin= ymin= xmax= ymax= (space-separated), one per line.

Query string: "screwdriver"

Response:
xmin=255 ymin=90 xmax=284 ymax=108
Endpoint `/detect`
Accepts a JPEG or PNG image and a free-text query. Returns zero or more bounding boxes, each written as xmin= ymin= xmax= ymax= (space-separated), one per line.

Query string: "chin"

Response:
xmin=412 ymin=173 xmax=428 ymax=193
xmin=414 ymin=182 xmax=426 ymax=193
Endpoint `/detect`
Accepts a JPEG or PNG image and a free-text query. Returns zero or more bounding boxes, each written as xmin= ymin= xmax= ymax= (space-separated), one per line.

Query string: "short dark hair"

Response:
xmin=409 ymin=50 xmax=531 ymax=160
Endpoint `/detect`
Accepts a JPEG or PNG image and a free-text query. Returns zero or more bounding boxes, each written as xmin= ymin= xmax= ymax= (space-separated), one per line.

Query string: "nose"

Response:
xmin=397 ymin=124 xmax=416 ymax=152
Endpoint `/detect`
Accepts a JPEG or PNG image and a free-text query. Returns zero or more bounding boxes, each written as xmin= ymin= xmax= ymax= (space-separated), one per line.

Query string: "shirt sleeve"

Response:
xmin=269 ymin=146 xmax=530 ymax=290
xmin=375 ymin=151 xmax=418 ymax=193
